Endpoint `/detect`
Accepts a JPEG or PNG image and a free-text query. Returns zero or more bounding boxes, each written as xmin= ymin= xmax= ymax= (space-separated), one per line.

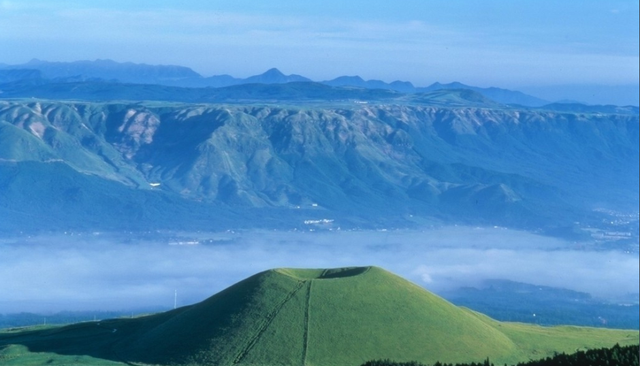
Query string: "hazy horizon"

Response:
xmin=3 ymin=57 xmax=638 ymax=106
xmin=1 ymin=1 xmax=638 ymax=105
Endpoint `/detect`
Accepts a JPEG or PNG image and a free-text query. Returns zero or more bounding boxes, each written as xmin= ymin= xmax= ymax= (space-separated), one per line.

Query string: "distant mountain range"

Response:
xmin=0 ymin=68 xmax=44 ymax=84
xmin=0 ymin=98 xmax=637 ymax=236
xmin=0 ymin=79 xmax=518 ymax=109
xmin=1 ymin=59 xmax=554 ymax=106
xmin=0 ymin=59 xmax=638 ymax=236
xmin=444 ymin=279 xmax=639 ymax=329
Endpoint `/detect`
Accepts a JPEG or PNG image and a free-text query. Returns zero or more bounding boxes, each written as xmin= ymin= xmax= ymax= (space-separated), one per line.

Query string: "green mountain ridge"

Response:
xmin=0 ymin=99 xmax=637 ymax=235
xmin=2 ymin=79 xmax=638 ymax=114
xmin=0 ymin=266 xmax=637 ymax=366
xmin=0 ymin=79 xmax=508 ymax=108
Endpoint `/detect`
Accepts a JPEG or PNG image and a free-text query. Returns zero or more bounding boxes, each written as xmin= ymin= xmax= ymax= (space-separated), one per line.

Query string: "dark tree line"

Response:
xmin=362 ymin=360 xmax=490 ymax=366
xmin=361 ymin=344 xmax=639 ymax=366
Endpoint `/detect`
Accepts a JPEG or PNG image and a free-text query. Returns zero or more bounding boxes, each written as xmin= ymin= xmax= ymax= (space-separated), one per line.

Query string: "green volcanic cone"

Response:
xmin=1 ymin=266 xmax=637 ymax=366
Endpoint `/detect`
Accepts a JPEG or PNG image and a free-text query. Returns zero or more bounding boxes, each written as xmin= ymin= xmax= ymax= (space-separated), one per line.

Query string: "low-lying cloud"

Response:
xmin=0 ymin=227 xmax=637 ymax=313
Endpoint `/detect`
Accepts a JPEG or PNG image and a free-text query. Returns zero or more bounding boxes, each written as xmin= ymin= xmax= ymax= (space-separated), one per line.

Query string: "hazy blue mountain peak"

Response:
xmin=244 ymin=68 xmax=312 ymax=84
xmin=263 ymin=67 xmax=285 ymax=76
xmin=2 ymin=59 xmax=632 ymax=106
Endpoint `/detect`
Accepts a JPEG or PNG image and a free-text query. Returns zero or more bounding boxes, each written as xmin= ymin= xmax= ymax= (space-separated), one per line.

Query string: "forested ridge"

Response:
xmin=362 ymin=344 xmax=639 ymax=366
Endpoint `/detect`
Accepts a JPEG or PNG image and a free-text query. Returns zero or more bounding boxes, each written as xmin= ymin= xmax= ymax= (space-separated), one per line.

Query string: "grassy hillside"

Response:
xmin=0 ymin=267 xmax=637 ymax=366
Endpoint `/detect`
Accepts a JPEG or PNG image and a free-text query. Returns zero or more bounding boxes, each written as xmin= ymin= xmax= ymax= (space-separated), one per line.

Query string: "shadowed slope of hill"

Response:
xmin=0 ymin=267 xmax=637 ymax=366
xmin=0 ymin=160 xmax=245 ymax=231
xmin=0 ymin=69 xmax=43 ymax=84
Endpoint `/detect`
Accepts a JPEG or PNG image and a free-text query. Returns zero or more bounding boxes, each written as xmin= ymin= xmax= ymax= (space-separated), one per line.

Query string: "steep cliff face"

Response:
xmin=0 ymin=100 xmax=637 ymax=232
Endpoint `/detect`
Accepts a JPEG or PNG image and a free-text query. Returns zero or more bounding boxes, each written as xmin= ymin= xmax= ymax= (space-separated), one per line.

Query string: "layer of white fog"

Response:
xmin=1 ymin=227 xmax=638 ymax=313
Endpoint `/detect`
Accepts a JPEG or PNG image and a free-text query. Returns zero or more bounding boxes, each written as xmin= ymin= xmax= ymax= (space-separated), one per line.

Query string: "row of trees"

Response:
xmin=361 ymin=344 xmax=639 ymax=366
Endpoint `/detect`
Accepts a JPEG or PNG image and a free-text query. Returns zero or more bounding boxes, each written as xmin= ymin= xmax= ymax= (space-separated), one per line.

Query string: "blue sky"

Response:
xmin=1 ymin=1 xmax=638 ymax=94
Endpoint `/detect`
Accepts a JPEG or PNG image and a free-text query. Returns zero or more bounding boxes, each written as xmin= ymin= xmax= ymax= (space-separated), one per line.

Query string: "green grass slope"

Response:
xmin=0 ymin=344 xmax=125 ymax=366
xmin=303 ymin=267 xmax=517 ymax=365
xmin=0 ymin=267 xmax=637 ymax=366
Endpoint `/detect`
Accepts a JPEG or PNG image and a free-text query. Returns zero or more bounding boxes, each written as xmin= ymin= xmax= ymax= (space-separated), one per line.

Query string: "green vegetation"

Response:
xmin=0 ymin=344 xmax=125 ymax=366
xmin=362 ymin=344 xmax=639 ymax=366
xmin=0 ymin=79 xmax=507 ymax=107
xmin=0 ymin=267 xmax=637 ymax=366
xmin=1 ymin=100 xmax=637 ymax=235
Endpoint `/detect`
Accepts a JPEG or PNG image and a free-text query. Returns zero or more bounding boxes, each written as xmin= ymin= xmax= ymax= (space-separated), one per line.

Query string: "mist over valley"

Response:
xmin=1 ymin=228 xmax=637 ymax=329
xmin=0 ymin=2 xmax=638 ymax=363
xmin=0 ymin=65 xmax=638 ymax=334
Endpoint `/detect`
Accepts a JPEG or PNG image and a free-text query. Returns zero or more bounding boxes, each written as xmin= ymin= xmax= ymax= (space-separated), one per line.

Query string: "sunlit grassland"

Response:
xmin=0 ymin=267 xmax=637 ymax=366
